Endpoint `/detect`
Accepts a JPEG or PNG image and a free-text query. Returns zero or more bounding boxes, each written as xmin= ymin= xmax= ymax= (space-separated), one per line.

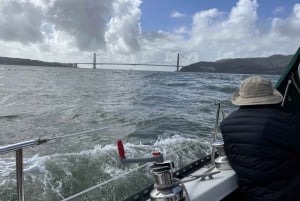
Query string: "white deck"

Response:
xmin=184 ymin=167 xmax=238 ymax=201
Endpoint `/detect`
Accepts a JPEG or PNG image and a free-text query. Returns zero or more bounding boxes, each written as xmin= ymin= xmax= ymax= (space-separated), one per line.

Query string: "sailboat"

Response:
xmin=1 ymin=47 xmax=299 ymax=201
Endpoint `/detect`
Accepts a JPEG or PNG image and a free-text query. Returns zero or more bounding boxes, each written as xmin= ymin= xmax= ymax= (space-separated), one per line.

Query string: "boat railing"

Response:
xmin=0 ymin=102 xmax=226 ymax=201
xmin=211 ymin=102 xmax=226 ymax=166
xmin=0 ymin=139 xmax=48 ymax=201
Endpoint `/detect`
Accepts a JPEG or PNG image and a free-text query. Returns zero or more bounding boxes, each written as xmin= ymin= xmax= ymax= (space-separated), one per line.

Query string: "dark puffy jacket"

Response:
xmin=220 ymin=105 xmax=300 ymax=201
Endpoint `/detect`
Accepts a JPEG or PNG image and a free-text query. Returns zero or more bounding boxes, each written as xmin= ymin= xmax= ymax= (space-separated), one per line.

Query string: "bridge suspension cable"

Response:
xmin=179 ymin=53 xmax=198 ymax=66
xmin=74 ymin=52 xmax=183 ymax=70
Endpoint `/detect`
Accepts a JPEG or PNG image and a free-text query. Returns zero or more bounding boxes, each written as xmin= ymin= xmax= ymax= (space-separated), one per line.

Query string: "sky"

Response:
xmin=0 ymin=0 xmax=300 ymax=70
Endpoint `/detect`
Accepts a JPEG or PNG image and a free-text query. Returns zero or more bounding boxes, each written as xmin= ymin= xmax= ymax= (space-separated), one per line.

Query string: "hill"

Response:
xmin=0 ymin=56 xmax=76 ymax=68
xmin=180 ymin=54 xmax=293 ymax=75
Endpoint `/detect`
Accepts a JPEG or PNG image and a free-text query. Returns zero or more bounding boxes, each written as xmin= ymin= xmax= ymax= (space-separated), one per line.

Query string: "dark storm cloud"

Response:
xmin=0 ymin=1 xmax=44 ymax=43
xmin=47 ymin=0 xmax=113 ymax=51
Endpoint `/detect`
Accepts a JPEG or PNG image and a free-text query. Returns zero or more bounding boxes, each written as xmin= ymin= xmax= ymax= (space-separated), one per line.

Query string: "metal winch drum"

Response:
xmin=212 ymin=140 xmax=232 ymax=170
xmin=150 ymin=161 xmax=185 ymax=201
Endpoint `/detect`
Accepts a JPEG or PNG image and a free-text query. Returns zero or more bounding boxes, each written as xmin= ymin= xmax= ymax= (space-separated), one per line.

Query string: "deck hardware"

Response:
xmin=212 ymin=141 xmax=232 ymax=170
xmin=189 ymin=171 xmax=221 ymax=181
xmin=117 ymin=140 xmax=186 ymax=201
xmin=150 ymin=161 xmax=186 ymax=201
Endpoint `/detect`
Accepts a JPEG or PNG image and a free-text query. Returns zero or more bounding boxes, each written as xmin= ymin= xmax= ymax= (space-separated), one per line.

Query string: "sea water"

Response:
xmin=0 ymin=65 xmax=278 ymax=201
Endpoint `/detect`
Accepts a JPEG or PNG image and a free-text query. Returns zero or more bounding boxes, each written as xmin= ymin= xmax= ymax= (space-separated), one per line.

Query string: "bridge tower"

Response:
xmin=93 ymin=53 xmax=96 ymax=69
xmin=176 ymin=53 xmax=180 ymax=72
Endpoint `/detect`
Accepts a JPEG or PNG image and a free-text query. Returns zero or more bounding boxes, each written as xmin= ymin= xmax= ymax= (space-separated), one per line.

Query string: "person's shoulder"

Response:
xmin=220 ymin=109 xmax=240 ymax=126
xmin=221 ymin=105 xmax=284 ymax=124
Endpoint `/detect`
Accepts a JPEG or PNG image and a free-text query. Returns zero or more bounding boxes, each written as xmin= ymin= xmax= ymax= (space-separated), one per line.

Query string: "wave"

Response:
xmin=205 ymin=84 xmax=236 ymax=93
xmin=0 ymin=135 xmax=210 ymax=201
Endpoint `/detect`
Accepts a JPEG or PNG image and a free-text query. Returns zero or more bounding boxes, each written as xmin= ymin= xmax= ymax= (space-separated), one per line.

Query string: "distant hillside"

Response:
xmin=180 ymin=54 xmax=293 ymax=75
xmin=0 ymin=56 xmax=76 ymax=68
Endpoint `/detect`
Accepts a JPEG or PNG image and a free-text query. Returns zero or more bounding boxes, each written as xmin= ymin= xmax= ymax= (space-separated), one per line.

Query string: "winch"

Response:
xmin=150 ymin=161 xmax=185 ymax=201
xmin=117 ymin=140 xmax=186 ymax=201
xmin=212 ymin=140 xmax=231 ymax=170
xmin=116 ymin=139 xmax=224 ymax=201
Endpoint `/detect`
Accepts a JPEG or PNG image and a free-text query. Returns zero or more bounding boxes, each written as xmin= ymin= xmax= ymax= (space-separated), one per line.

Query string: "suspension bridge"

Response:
xmin=72 ymin=53 xmax=184 ymax=71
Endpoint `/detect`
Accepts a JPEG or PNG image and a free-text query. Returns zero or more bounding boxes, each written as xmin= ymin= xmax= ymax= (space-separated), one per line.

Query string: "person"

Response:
xmin=220 ymin=76 xmax=300 ymax=201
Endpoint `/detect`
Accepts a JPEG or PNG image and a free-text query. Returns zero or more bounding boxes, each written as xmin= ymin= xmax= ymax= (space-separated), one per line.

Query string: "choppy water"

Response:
xmin=0 ymin=65 xmax=278 ymax=201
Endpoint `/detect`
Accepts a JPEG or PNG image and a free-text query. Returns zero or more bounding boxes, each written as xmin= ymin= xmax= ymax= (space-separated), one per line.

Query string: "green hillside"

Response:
xmin=180 ymin=54 xmax=293 ymax=75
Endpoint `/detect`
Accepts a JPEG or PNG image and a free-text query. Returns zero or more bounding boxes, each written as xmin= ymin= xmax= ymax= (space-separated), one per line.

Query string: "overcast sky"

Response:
xmin=0 ymin=0 xmax=299 ymax=70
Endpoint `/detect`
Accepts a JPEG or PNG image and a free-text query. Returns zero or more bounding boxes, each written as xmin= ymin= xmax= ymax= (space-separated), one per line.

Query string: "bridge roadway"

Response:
xmin=75 ymin=62 xmax=182 ymax=67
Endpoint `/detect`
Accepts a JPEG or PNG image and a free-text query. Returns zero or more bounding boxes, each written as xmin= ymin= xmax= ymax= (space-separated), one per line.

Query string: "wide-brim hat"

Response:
xmin=232 ymin=76 xmax=283 ymax=106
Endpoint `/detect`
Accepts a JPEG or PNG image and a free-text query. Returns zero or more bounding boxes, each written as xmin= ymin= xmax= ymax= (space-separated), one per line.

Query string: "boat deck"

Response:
xmin=184 ymin=167 xmax=238 ymax=201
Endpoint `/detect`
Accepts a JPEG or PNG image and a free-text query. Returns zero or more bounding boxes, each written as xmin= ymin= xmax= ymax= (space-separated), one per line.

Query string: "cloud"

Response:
xmin=105 ymin=0 xmax=142 ymax=54
xmin=0 ymin=0 xmax=44 ymax=44
xmin=271 ymin=4 xmax=300 ymax=39
xmin=179 ymin=0 xmax=299 ymax=62
xmin=186 ymin=0 xmax=259 ymax=61
xmin=0 ymin=0 xmax=300 ymax=68
xmin=46 ymin=0 xmax=113 ymax=51
xmin=0 ymin=0 xmax=143 ymax=59
xmin=170 ymin=10 xmax=186 ymax=18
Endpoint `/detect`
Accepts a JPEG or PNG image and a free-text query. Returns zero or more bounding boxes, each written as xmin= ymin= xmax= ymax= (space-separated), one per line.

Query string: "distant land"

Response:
xmin=180 ymin=54 xmax=293 ymax=75
xmin=0 ymin=54 xmax=294 ymax=74
xmin=0 ymin=56 xmax=76 ymax=68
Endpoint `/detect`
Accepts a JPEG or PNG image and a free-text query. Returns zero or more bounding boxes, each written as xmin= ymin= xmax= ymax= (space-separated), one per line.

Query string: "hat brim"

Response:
xmin=231 ymin=89 xmax=283 ymax=106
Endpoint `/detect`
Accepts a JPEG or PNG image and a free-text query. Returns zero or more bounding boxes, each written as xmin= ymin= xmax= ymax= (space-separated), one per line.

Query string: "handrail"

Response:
xmin=211 ymin=102 xmax=222 ymax=166
xmin=0 ymin=138 xmax=48 ymax=201
xmin=0 ymin=139 xmax=47 ymax=154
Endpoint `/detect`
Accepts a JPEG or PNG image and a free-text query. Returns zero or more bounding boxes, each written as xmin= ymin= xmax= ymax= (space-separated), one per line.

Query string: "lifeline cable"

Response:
xmin=56 ymin=103 xmax=222 ymax=200
xmin=47 ymin=101 xmax=220 ymax=142
xmin=48 ymin=112 xmax=182 ymax=141
xmin=61 ymin=163 xmax=150 ymax=201
xmin=45 ymin=102 xmax=223 ymax=200
xmin=60 ymin=140 xmax=201 ymax=201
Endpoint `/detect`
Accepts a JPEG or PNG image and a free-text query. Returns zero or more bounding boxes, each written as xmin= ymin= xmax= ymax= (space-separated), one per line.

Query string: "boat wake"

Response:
xmin=0 ymin=134 xmax=210 ymax=201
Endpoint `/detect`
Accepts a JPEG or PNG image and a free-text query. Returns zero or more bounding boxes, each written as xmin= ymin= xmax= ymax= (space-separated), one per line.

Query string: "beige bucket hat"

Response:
xmin=232 ymin=76 xmax=283 ymax=106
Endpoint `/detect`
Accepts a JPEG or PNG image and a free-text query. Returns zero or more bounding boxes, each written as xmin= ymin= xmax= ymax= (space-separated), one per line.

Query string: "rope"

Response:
xmin=173 ymin=178 xmax=192 ymax=201
xmin=47 ymin=101 xmax=220 ymax=142
xmin=281 ymin=79 xmax=292 ymax=107
xmin=61 ymin=163 xmax=149 ymax=201
xmin=51 ymin=102 xmax=223 ymax=200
